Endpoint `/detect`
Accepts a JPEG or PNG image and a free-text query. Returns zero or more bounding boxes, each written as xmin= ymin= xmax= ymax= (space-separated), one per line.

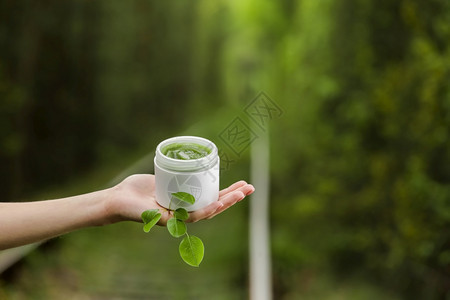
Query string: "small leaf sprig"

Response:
xmin=141 ymin=192 xmax=205 ymax=267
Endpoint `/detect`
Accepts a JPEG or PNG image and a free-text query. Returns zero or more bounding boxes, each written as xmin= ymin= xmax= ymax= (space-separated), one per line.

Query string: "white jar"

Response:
xmin=154 ymin=136 xmax=220 ymax=212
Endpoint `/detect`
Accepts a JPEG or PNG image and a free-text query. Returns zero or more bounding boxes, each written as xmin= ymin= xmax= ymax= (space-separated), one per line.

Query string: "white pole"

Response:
xmin=249 ymin=130 xmax=272 ymax=300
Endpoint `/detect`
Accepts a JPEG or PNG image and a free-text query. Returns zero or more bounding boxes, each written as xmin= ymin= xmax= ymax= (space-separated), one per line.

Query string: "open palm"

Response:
xmin=110 ymin=174 xmax=254 ymax=225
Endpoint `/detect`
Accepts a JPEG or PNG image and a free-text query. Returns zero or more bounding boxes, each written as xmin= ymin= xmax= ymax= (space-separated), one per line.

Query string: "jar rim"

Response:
xmin=155 ymin=136 xmax=218 ymax=172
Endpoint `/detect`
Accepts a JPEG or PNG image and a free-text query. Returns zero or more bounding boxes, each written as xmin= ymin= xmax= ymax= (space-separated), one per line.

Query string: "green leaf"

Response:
xmin=179 ymin=235 xmax=204 ymax=267
xmin=141 ymin=209 xmax=161 ymax=233
xmin=171 ymin=192 xmax=196 ymax=205
xmin=174 ymin=208 xmax=189 ymax=221
xmin=167 ymin=218 xmax=187 ymax=237
xmin=141 ymin=209 xmax=160 ymax=223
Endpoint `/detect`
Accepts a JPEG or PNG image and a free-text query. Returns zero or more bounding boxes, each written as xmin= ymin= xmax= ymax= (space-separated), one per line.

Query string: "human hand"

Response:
xmin=107 ymin=174 xmax=255 ymax=225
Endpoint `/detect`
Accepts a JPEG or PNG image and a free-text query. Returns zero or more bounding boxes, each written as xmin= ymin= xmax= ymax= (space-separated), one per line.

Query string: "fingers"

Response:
xmin=219 ymin=183 xmax=255 ymax=199
xmin=187 ymin=201 xmax=224 ymax=223
xmin=207 ymin=190 xmax=245 ymax=219
xmin=184 ymin=181 xmax=255 ymax=223
xmin=208 ymin=183 xmax=254 ymax=218
xmin=232 ymin=183 xmax=255 ymax=197
xmin=219 ymin=181 xmax=247 ymax=197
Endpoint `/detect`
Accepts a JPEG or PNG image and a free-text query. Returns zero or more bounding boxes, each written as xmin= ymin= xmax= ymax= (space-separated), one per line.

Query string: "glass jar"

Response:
xmin=154 ymin=136 xmax=220 ymax=211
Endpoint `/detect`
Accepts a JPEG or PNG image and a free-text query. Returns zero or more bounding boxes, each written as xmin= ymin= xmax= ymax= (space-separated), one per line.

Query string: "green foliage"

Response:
xmin=0 ymin=0 xmax=200 ymax=201
xmin=179 ymin=235 xmax=205 ymax=268
xmin=142 ymin=192 xmax=204 ymax=267
xmin=2 ymin=0 xmax=449 ymax=297
xmin=167 ymin=218 xmax=187 ymax=238
xmin=171 ymin=192 xmax=196 ymax=205
xmin=174 ymin=208 xmax=189 ymax=221
xmin=141 ymin=209 xmax=161 ymax=233
xmin=254 ymin=0 xmax=450 ymax=298
xmin=216 ymin=0 xmax=450 ymax=297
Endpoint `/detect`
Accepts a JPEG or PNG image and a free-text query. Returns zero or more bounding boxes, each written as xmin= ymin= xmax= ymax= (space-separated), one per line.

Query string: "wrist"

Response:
xmin=95 ymin=186 xmax=123 ymax=226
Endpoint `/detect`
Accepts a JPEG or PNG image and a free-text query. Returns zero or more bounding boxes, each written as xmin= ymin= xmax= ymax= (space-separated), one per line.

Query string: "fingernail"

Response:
xmin=246 ymin=185 xmax=255 ymax=195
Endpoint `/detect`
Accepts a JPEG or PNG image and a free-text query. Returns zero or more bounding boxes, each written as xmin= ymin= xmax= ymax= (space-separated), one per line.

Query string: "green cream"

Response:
xmin=162 ymin=143 xmax=211 ymax=160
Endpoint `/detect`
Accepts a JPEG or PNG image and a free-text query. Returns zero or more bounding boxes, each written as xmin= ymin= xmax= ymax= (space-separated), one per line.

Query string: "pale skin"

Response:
xmin=0 ymin=174 xmax=255 ymax=250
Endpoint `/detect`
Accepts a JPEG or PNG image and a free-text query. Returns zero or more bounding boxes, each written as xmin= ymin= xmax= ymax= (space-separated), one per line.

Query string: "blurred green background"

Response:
xmin=1 ymin=0 xmax=450 ymax=299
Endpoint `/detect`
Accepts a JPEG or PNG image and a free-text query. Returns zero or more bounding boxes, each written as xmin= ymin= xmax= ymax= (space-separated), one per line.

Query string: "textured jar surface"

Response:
xmin=154 ymin=136 xmax=220 ymax=211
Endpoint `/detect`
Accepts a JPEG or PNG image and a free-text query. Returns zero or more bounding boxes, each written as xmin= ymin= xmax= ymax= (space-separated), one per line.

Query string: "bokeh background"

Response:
xmin=1 ymin=0 xmax=450 ymax=299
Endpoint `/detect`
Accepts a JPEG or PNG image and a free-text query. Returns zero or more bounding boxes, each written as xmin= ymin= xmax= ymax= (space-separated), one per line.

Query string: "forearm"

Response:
xmin=0 ymin=188 xmax=114 ymax=250
xmin=0 ymin=174 xmax=255 ymax=250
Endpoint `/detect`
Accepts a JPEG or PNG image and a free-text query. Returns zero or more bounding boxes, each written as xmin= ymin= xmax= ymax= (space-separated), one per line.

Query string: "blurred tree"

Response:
xmin=1 ymin=0 xmax=449 ymax=298
xmin=0 ymin=0 xmax=205 ymax=200
xmin=0 ymin=1 xmax=101 ymax=197
xmin=264 ymin=0 xmax=450 ymax=298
